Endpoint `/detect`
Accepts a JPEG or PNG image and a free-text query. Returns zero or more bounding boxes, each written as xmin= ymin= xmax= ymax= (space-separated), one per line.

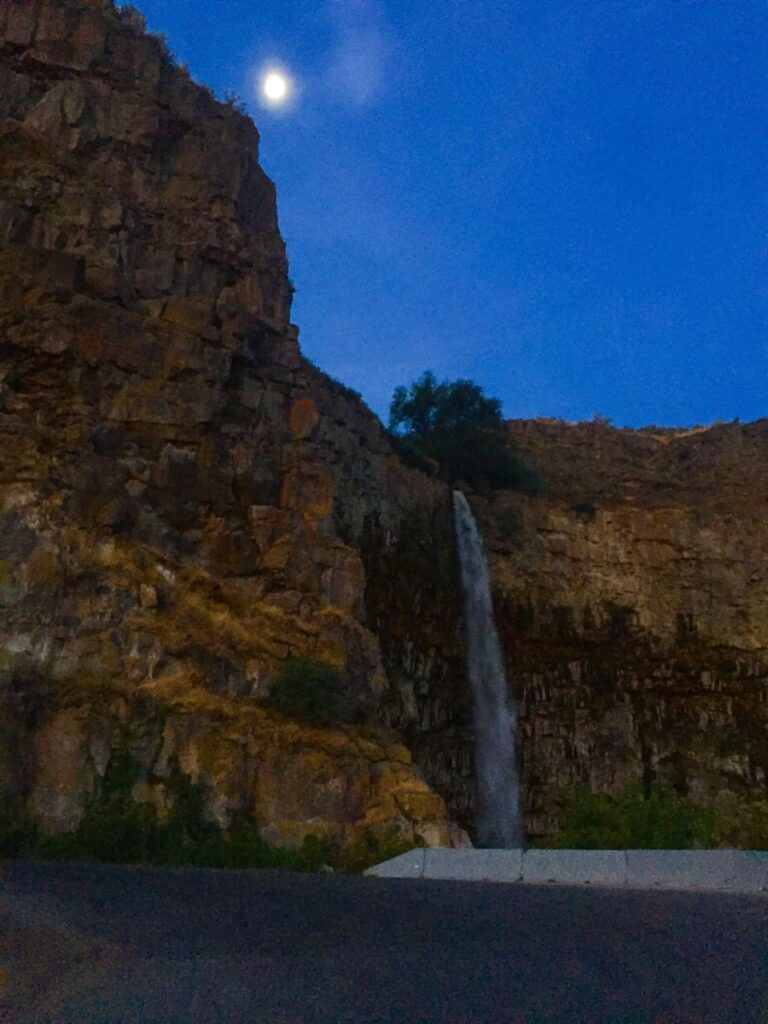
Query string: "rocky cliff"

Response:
xmin=485 ymin=418 xmax=768 ymax=837
xmin=0 ymin=0 xmax=468 ymax=855
xmin=1 ymin=0 xmax=765 ymax=854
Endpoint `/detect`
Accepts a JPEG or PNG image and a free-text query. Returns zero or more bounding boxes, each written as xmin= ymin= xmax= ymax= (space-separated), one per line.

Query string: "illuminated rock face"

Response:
xmin=0 ymin=0 xmax=466 ymax=852
xmin=1 ymin=1 xmax=766 ymax=851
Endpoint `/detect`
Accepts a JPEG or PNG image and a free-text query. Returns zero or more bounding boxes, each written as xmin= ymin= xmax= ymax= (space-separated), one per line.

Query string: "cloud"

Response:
xmin=325 ymin=0 xmax=392 ymax=108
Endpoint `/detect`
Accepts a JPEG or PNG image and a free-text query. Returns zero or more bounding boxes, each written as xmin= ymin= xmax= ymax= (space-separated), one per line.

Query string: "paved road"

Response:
xmin=0 ymin=860 xmax=765 ymax=1023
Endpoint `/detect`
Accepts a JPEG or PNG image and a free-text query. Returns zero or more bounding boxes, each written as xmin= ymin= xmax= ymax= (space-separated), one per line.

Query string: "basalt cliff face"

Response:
xmin=487 ymin=419 xmax=768 ymax=837
xmin=1 ymin=0 xmax=765 ymax=853
xmin=0 ymin=0 xmax=468 ymax=853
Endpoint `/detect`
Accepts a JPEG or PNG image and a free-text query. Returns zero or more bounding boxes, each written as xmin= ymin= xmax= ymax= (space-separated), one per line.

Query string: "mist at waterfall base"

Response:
xmin=453 ymin=491 xmax=523 ymax=848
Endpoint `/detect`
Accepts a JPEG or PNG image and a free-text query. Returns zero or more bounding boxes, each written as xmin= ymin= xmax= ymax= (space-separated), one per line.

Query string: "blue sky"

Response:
xmin=125 ymin=0 xmax=767 ymax=428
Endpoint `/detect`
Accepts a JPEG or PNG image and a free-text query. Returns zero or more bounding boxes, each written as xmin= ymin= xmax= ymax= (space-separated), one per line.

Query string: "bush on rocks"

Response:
xmin=262 ymin=657 xmax=359 ymax=726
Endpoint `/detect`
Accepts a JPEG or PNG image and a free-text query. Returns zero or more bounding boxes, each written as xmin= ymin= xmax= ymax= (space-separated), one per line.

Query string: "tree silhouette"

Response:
xmin=389 ymin=371 xmax=538 ymax=492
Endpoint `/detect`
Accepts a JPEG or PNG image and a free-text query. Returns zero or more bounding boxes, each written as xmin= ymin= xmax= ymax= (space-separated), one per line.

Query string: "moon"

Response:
xmin=260 ymin=69 xmax=291 ymax=107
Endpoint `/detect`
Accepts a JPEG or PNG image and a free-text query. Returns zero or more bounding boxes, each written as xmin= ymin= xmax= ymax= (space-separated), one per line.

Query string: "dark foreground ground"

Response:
xmin=0 ymin=861 xmax=765 ymax=1024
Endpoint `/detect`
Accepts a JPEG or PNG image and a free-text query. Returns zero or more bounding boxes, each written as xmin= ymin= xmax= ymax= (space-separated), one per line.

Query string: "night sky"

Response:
xmin=123 ymin=1 xmax=767 ymax=428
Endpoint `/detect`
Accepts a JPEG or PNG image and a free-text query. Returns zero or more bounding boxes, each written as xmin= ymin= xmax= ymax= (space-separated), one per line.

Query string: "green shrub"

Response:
xmin=32 ymin=801 xmax=158 ymax=863
xmin=152 ymin=823 xmax=335 ymax=872
xmin=338 ymin=828 xmax=423 ymax=874
xmin=1 ymin=813 xmax=341 ymax=872
xmin=0 ymin=752 xmax=340 ymax=871
xmin=709 ymin=791 xmax=768 ymax=849
xmin=263 ymin=657 xmax=358 ymax=726
xmin=540 ymin=782 xmax=768 ymax=850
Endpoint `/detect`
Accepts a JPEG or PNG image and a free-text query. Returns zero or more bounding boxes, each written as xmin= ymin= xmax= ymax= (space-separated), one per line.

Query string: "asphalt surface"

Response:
xmin=0 ymin=860 xmax=765 ymax=1024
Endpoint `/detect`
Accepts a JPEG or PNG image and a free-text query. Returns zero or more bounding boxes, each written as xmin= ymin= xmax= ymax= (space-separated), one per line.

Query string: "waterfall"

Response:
xmin=453 ymin=489 xmax=523 ymax=848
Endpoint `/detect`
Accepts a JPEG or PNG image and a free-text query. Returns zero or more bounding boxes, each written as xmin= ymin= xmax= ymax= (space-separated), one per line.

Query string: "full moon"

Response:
xmin=261 ymin=71 xmax=288 ymax=105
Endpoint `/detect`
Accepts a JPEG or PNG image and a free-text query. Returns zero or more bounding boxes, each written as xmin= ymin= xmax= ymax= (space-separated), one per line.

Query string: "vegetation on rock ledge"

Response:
xmin=0 ymin=750 xmax=419 ymax=873
xmin=538 ymin=782 xmax=768 ymax=850
xmin=261 ymin=657 xmax=359 ymax=726
xmin=388 ymin=371 xmax=539 ymax=492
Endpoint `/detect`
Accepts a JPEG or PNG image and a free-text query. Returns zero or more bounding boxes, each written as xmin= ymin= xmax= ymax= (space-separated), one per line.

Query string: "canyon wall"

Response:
xmin=485 ymin=418 xmax=768 ymax=837
xmin=0 ymin=0 xmax=468 ymax=852
xmin=1 ymin=0 xmax=765 ymax=851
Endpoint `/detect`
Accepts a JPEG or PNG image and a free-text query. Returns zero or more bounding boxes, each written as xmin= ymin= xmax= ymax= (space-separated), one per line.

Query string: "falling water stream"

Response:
xmin=453 ymin=490 xmax=523 ymax=848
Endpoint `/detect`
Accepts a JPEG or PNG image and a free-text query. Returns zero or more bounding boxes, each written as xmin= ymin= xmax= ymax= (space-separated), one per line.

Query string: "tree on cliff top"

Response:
xmin=388 ymin=371 xmax=539 ymax=492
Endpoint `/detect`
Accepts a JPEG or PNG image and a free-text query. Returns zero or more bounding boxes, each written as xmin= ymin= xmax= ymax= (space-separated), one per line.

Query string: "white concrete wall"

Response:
xmin=366 ymin=848 xmax=768 ymax=892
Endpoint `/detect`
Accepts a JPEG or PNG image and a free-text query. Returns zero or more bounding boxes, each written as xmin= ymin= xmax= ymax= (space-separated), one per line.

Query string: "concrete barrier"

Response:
xmin=732 ymin=852 xmax=768 ymax=892
xmin=366 ymin=848 xmax=425 ymax=878
xmin=625 ymin=850 xmax=736 ymax=890
xmin=366 ymin=848 xmax=768 ymax=892
xmin=423 ymin=848 xmax=522 ymax=882
xmin=523 ymin=849 xmax=627 ymax=886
